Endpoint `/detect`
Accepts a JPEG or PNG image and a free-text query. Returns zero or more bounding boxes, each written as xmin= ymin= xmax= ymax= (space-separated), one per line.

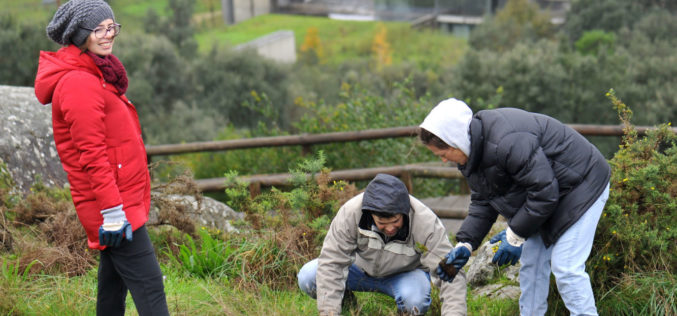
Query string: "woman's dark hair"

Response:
xmin=418 ymin=127 xmax=450 ymax=149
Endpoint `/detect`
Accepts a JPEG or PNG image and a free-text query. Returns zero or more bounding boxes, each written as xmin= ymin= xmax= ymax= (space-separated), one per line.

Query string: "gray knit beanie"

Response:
xmin=46 ymin=0 xmax=115 ymax=46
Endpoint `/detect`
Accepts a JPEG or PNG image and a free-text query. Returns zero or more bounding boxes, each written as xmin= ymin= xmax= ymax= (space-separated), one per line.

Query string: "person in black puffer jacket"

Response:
xmin=419 ymin=98 xmax=610 ymax=316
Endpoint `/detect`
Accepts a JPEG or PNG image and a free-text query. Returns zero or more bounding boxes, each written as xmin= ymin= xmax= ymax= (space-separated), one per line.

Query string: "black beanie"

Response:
xmin=46 ymin=0 xmax=115 ymax=47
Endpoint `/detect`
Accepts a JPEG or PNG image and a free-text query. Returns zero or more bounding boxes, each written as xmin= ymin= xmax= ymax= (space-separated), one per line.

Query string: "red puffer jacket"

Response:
xmin=34 ymin=45 xmax=150 ymax=250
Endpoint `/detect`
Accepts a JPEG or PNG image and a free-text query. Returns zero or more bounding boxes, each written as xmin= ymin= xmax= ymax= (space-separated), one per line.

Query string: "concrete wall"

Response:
xmin=234 ymin=30 xmax=297 ymax=64
xmin=222 ymin=0 xmax=272 ymax=24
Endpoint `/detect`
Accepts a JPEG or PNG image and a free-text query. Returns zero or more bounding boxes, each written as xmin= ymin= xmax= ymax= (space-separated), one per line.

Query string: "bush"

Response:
xmin=0 ymin=14 xmax=58 ymax=87
xmin=469 ymin=0 xmax=555 ymax=52
xmin=168 ymin=152 xmax=359 ymax=287
xmin=575 ymin=30 xmax=616 ymax=56
xmin=585 ymin=90 xmax=676 ymax=311
xmin=166 ymin=227 xmax=238 ymax=278
xmin=224 ymin=151 xmax=357 ymax=233
xmin=172 ymin=79 xmax=462 ymax=197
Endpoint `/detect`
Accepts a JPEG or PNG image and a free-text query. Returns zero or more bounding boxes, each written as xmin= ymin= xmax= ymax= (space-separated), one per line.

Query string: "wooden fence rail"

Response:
xmin=148 ymin=124 xmax=677 ymax=194
xmin=146 ymin=124 xmax=675 ymax=157
xmin=194 ymin=162 xmax=464 ymax=194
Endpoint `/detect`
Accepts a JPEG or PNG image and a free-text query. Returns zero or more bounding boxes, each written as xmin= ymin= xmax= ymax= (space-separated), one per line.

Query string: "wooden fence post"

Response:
xmin=401 ymin=171 xmax=413 ymax=194
xmin=249 ymin=182 xmax=261 ymax=198
xmin=302 ymin=144 xmax=312 ymax=156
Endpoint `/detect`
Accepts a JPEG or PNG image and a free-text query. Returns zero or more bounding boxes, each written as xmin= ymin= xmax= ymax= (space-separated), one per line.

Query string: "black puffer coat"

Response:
xmin=455 ymin=108 xmax=610 ymax=249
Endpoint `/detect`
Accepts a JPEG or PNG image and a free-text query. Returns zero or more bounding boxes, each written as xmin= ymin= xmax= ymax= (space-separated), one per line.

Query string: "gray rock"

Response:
xmin=465 ymin=220 xmax=514 ymax=286
xmin=472 ymin=283 xmax=521 ymax=300
xmin=466 ymin=245 xmax=522 ymax=285
xmin=1 ymin=85 xmax=245 ymax=234
xmin=149 ymin=192 xmax=245 ymax=233
xmin=466 ymin=240 xmax=500 ymax=286
xmin=502 ymin=264 xmax=520 ymax=283
xmin=0 ymin=85 xmax=68 ymax=193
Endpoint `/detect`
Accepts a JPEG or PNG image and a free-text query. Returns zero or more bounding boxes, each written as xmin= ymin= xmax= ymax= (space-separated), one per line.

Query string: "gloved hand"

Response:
xmin=99 ymin=204 xmax=132 ymax=247
xmin=490 ymin=229 xmax=522 ymax=266
xmin=436 ymin=245 xmax=471 ymax=282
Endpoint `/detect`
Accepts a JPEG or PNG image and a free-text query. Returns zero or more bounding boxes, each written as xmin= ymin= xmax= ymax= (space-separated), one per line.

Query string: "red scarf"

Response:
xmin=86 ymin=51 xmax=129 ymax=95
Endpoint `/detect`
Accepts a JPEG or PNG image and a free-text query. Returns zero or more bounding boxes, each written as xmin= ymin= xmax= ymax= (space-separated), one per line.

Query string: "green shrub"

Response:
xmin=166 ymin=227 xmax=316 ymax=289
xmin=575 ymin=30 xmax=616 ymax=55
xmin=224 ymin=151 xmax=357 ymax=232
xmin=0 ymin=14 xmax=58 ymax=87
xmin=175 ymin=80 xmax=461 ymax=197
xmin=166 ymin=227 xmax=238 ymax=278
xmin=469 ymin=0 xmax=555 ymax=52
xmin=586 ymin=90 xmax=676 ymax=309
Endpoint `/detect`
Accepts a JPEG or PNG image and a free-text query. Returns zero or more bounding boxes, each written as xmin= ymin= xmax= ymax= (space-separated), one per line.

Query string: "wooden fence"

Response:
xmin=146 ymin=124 xmax=676 ymax=193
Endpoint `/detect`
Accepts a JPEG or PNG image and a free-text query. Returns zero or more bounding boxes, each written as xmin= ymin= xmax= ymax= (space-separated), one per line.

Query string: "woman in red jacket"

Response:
xmin=34 ymin=1 xmax=168 ymax=315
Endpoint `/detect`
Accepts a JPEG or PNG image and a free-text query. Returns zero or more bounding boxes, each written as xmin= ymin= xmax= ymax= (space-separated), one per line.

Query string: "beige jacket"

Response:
xmin=316 ymin=193 xmax=467 ymax=315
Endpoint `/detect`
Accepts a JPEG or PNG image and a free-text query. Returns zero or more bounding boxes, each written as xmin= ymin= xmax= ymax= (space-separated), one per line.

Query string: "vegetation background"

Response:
xmin=0 ymin=0 xmax=675 ymax=315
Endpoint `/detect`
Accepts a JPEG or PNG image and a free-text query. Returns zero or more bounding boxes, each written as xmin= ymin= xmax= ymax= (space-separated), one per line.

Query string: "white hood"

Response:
xmin=419 ymin=98 xmax=473 ymax=157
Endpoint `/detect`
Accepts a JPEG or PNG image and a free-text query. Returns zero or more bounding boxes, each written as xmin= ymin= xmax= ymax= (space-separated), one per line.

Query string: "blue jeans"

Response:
xmin=297 ymin=259 xmax=432 ymax=315
xmin=519 ymin=183 xmax=609 ymax=316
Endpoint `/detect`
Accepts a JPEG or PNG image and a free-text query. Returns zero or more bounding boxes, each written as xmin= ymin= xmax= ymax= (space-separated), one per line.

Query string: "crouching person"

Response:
xmin=297 ymin=174 xmax=467 ymax=316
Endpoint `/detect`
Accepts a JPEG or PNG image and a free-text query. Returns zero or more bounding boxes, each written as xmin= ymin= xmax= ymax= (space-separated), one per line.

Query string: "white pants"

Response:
xmin=519 ymin=183 xmax=609 ymax=316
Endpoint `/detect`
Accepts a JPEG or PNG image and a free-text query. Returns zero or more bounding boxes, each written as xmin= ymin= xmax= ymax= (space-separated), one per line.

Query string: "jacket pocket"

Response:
xmin=114 ymin=141 xmax=147 ymax=191
xmin=106 ymin=147 xmax=120 ymax=183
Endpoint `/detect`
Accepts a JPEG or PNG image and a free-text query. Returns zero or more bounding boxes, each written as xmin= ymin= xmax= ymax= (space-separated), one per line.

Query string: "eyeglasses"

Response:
xmin=80 ymin=23 xmax=122 ymax=38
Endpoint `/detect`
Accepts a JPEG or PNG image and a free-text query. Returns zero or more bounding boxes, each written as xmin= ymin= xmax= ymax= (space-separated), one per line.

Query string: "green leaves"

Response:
xmin=589 ymin=93 xmax=677 ymax=304
xmin=166 ymin=227 xmax=237 ymax=278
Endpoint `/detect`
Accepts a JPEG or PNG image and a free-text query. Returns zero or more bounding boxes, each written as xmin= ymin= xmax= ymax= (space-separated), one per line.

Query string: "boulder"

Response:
xmin=149 ymin=192 xmax=245 ymax=234
xmin=466 ymin=240 xmax=520 ymax=286
xmin=0 ymin=85 xmax=68 ymax=193
xmin=0 ymin=85 xmax=245 ymax=233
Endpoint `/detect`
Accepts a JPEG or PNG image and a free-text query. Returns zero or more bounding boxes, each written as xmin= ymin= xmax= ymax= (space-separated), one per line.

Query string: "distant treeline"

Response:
xmin=1 ymin=0 xmax=675 ymax=148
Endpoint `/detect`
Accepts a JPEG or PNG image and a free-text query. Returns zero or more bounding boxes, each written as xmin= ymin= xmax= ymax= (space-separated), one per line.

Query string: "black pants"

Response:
xmin=96 ymin=225 xmax=169 ymax=316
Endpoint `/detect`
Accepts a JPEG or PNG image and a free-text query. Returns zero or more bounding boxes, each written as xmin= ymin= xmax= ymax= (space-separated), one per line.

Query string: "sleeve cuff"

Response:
xmin=506 ymin=227 xmax=526 ymax=247
xmin=456 ymin=242 xmax=473 ymax=252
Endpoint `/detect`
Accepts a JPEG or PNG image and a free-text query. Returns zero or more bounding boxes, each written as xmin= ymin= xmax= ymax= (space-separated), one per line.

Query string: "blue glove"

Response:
xmin=99 ymin=204 xmax=133 ymax=247
xmin=436 ymin=245 xmax=471 ymax=282
xmin=490 ymin=230 xmax=522 ymax=266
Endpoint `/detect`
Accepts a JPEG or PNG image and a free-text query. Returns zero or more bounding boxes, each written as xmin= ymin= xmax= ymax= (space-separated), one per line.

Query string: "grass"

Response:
xmin=195 ymin=13 xmax=468 ymax=68
xmin=1 ymin=218 xmax=672 ymax=316
xmin=1 ymin=261 xmax=520 ymax=316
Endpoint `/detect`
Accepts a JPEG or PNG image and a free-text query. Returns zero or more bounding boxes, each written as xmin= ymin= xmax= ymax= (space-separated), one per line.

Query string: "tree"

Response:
xmin=563 ymin=0 xmax=677 ymax=42
xmin=143 ymin=0 xmax=198 ymax=58
xmin=300 ymin=27 xmax=324 ymax=65
xmin=468 ymin=0 xmax=555 ymax=52
xmin=167 ymin=0 xmax=198 ymax=58
xmin=0 ymin=15 xmax=57 ymax=86
xmin=371 ymin=23 xmax=392 ymax=70
xmin=192 ymin=47 xmax=291 ymax=129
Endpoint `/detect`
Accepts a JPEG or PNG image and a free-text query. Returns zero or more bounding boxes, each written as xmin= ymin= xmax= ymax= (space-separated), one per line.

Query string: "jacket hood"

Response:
xmin=459 ymin=117 xmax=485 ymax=176
xmin=361 ymin=174 xmax=410 ymax=215
xmin=34 ymin=45 xmax=100 ymax=105
xmin=420 ymin=98 xmax=473 ymax=156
